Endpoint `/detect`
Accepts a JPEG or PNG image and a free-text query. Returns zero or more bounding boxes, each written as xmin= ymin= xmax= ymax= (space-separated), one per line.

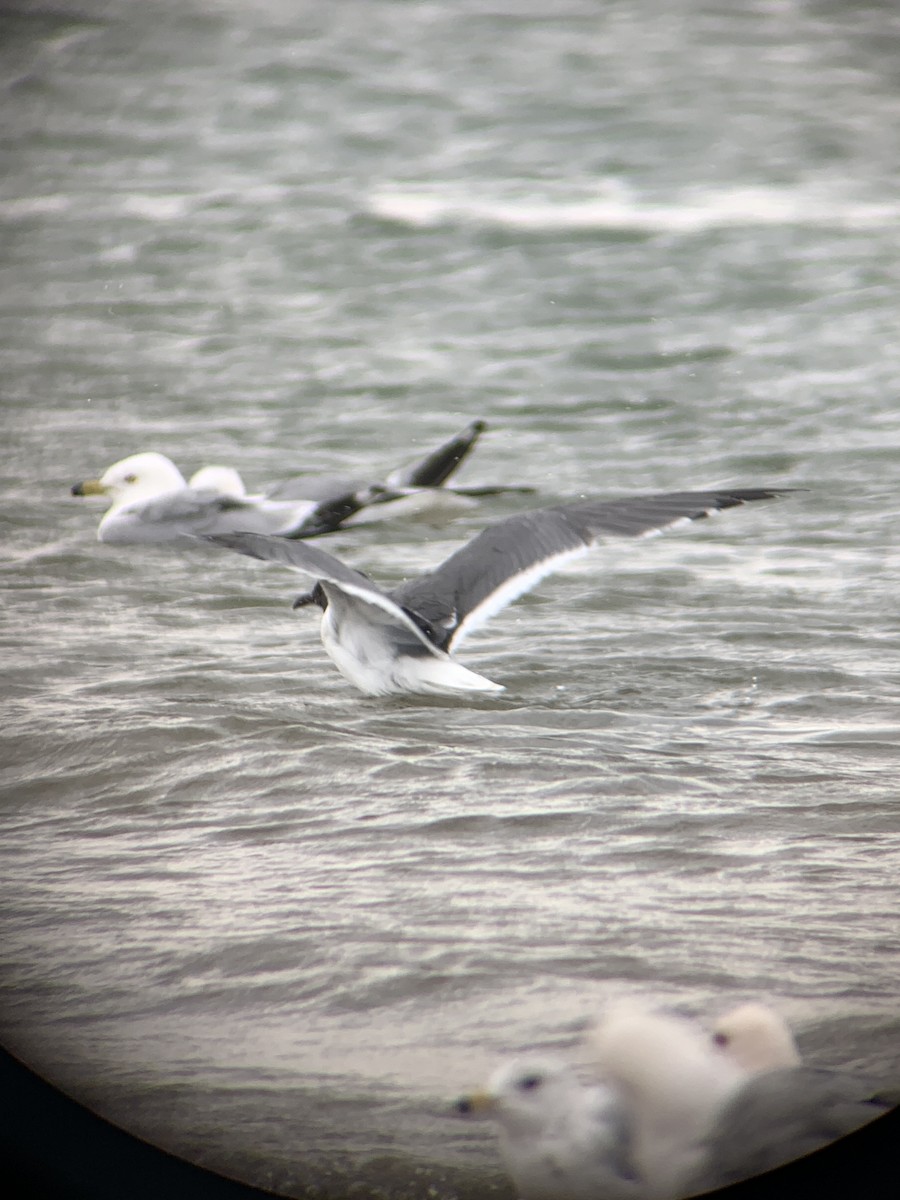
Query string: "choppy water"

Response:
xmin=2 ymin=1 xmax=899 ymax=1196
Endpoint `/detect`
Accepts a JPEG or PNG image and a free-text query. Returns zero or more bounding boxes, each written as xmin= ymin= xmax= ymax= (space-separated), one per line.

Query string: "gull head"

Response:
xmin=188 ymin=465 xmax=247 ymax=497
xmin=456 ymin=1056 xmax=585 ymax=1138
xmin=72 ymin=452 xmax=186 ymax=508
xmin=710 ymin=1003 xmax=802 ymax=1074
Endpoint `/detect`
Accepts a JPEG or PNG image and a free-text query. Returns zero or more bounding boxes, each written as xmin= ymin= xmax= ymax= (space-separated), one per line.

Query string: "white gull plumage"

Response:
xmin=205 ymin=486 xmax=792 ymax=697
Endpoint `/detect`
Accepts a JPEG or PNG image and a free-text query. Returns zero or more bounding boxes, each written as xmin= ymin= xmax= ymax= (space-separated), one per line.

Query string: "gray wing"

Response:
xmin=138 ymin=489 xmax=248 ymax=525
xmin=689 ymin=1067 xmax=894 ymax=1192
xmin=582 ymin=1085 xmax=642 ymax=1191
xmin=392 ymin=489 xmax=793 ymax=651
xmin=203 ymin=530 xmax=382 ymax=593
xmin=266 ymin=474 xmax=370 ymax=502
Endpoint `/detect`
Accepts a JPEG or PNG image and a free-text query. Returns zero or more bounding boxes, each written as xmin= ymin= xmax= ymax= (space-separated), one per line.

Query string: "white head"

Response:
xmin=188 ymin=465 xmax=247 ymax=497
xmin=710 ymin=1003 xmax=801 ymax=1074
xmin=74 ymin=452 xmax=186 ymax=510
xmin=456 ymin=1056 xmax=586 ymax=1139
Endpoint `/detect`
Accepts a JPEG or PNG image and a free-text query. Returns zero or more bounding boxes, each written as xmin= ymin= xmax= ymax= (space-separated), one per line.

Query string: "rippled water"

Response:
xmin=2 ymin=1 xmax=899 ymax=1196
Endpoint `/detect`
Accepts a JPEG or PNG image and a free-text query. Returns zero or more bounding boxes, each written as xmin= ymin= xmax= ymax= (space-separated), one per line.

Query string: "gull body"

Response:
xmin=589 ymin=1004 xmax=747 ymax=1198
xmin=206 ymin=487 xmax=792 ymax=697
xmin=456 ymin=1056 xmax=643 ymax=1200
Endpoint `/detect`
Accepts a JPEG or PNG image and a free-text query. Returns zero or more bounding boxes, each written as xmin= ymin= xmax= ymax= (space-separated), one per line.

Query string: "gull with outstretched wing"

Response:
xmin=206 ymin=487 xmax=794 ymax=697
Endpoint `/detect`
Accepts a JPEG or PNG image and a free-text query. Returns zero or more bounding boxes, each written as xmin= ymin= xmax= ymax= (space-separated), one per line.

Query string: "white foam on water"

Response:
xmin=366 ymin=180 xmax=900 ymax=234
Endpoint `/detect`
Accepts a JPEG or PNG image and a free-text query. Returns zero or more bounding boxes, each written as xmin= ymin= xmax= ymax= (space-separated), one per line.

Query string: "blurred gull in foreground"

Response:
xmin=71 ymin=419 xmax=530 ymax=544
xmin=455 ymin=1056 xmax=643 ymax=1200
xmin=455 ymin=1000 xmax=895 ymax=1199
xmin=687 ymin=1003 xmax=896 ymax=1194
xmin=589 ymin=1003 xmax=746 ymax=1198
xmin=205 ymin=487 xmax=792 ymax=697
xmin=591 ymin=1000 xmax=895 ymax=1198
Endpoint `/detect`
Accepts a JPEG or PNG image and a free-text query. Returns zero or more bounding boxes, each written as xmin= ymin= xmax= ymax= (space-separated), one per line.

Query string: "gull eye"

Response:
xmin=123 ymin=473 xmax=138 ymax=484
xmin=518 ymin=1074 xmax=543 ymax=1092
xmin=713 ymin=1032 xmax=729 ymax=1047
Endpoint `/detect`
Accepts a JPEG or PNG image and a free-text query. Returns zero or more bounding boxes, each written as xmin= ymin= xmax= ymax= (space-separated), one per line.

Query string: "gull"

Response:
xmin=687 ymin=1005 xmax=896 ymax=1192
xmin=709 ymin=1003 xmax=802 ymax=1074
xmin=204 ymin=486 xmax=792 ymax=697
xmin=588 ymin=1003 xmax=747 ymax=1198
xmin=71 ymin=450 xmax=362 ymax=544
xmin=71 ymin=420 xmax=529 ymax=544
xmin=455 ymin=1056 xmax=644 ymax=1200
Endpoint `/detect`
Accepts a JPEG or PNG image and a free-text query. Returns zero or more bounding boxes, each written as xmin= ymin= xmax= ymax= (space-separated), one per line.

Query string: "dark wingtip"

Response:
xmin=715 ymin=487 xmax=806 ymax=511
xmin=399 ymin=420 xmax=489 ymax=488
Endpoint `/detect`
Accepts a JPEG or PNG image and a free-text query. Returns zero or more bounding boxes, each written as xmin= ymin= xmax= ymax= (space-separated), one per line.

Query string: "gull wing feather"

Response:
xmin=392 ymin=489 xmax=792 ymax=651
xmin=203 ymin=532 xmax=446 ymax=660
xmin=385 ymin=419 xmax=486 ymax=488
xmin=688 ymin=1066 xmax=895 ymax=1192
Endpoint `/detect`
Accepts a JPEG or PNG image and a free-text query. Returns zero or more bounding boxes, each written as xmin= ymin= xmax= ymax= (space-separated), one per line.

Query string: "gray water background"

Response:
xmin=1 ymin=0 xmax=899 ymax=1195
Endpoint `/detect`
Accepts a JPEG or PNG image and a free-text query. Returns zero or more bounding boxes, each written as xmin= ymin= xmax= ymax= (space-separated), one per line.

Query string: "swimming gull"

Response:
xmin=71 ymin=451 xmax=362 ymax=544
xmin=455 ymin=1056 xmax=644 ymax=1200
xmin=204 ymin=486 xmax=793 ymax=697
xmin=709 ymin=1003 xmax=802 ymax=1075
xmin=588 ymin=1003 xmax=747 ymax=1198
xmin=71 ymin=420 xmax=528 ymax=544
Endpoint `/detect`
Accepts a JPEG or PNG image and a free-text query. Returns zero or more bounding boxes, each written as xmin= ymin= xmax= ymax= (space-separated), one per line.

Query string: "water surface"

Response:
xmin=1 ymin=1 xmax=899 ymax=1196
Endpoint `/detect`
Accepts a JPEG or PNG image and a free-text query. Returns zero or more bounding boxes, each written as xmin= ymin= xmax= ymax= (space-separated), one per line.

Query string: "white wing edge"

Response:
xmin=449 ymin=543 xmax=592 ymax=650
xmin=636 ymin=514 xmax=697 ymax=539
xmin=448 ymin=504 xmax=735 ymax=649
